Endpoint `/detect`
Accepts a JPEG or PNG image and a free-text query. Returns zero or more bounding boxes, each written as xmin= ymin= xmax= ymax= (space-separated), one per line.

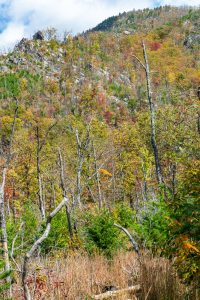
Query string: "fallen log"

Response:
xmin=93 ymin=284 xmax=141 ymax=299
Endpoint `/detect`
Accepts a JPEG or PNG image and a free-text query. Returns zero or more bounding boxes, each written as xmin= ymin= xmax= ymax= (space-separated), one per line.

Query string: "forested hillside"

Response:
xmin=0 ymin=5 xmax=199 ymax=299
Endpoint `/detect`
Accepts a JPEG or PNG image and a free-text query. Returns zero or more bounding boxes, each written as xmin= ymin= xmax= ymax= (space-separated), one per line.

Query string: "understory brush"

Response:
xmin=10 ymin=252 xmax=198 ymax=300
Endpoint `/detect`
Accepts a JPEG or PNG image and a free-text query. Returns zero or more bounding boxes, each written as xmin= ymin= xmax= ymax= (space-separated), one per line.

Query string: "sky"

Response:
xmin=0 ymin=0 xmax=199 ymax=51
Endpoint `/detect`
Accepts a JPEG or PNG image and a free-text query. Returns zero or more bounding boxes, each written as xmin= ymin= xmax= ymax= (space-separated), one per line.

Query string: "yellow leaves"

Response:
xmin=24 ymin=109 xmax=34 ymax=121
xmin=1 ymin=115 xmax=13 ymax=125
xmin=19 ymin=78 xmax=28 ymax=90
xmin=130 ymin=71 xmax=136 ymax=82
xmin=1 ymin=115 xmax=22 ymax=133
xmin=99 ymin=168 xmax=112 ymax=177
xmin=168 ymin=72 xmax=176 ymax=83
xmin=46 ymin=79 xmax=59 ymax=94
xmin=14 ymin=200 xmax=22 ymax=212
xmin=8 ymin=169 xmax=18 ymax=179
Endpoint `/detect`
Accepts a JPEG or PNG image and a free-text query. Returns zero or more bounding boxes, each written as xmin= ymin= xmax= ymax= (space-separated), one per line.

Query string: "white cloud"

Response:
xmin=0 ymin=0 xmax=154 ymax=50
xmin=0 ymin=0 xmax=199 ymax=51
xmin=0 ymin=22 xmax=25 ymax=52
xmin=160 ymin=0 xmax=200 ymax=5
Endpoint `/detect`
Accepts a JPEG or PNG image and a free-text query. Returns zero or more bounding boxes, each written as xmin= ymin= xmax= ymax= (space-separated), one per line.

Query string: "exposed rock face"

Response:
xmin=184 ymin=21 xmax=200 ymax=48
xmin=184 ymin=33 xmax=200 ymax=48
xmin=33 ymin=31 xmax=44 ymax=40
xmin=0 ymin=66 xmax=9 ymax=72
xmin=15 ymin=38 xmax=32 ymax=53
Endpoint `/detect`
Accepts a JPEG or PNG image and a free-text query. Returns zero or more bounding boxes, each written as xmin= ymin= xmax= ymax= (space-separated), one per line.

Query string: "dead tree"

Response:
xmin=114 ymin=223 xmax=139 ymax=255
xmin=74 ymin=128 xmax=90 ymax=207
xmin=92 ymin=141 xmax=103 ymax=209
xmin=35 ymin=121 xmax=57 ymax=220
xmin=58 ymin=148 xmax=73 ymax=240
xmin=22 ymin=196 xmax=69 ymax=300
xmin=0 ymin=102 xmax=18 ymax=291
xmin=133 ymin=41 xmax=164 ymax=186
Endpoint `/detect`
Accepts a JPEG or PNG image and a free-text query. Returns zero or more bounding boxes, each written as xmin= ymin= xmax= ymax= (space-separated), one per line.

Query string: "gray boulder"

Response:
xmin=33 ymin=31 xmax=44 ymax=40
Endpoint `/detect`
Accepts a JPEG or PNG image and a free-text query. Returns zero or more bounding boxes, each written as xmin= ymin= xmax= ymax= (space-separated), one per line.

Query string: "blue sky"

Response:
xmin=0 ymin=0 xmax=199 ymax=51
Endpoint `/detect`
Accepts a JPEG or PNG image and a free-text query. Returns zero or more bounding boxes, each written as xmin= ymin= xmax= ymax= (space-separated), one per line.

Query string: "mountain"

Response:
xmin=0 ymin=6 xmax=199 ymax=299
xmin=91 ymin=5 xmax=200 ymax=34
xmin=91 ymin=5 xmax=200 ymax=49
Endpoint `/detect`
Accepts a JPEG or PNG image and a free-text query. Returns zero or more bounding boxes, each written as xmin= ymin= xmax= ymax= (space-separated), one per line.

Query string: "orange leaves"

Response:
xmin=99 ymin=168 xmax=112 ymax=177
xmin=178 ymin=236 xmax=200 ymax=254
xmin=183 ymin=242 xmax=199 ymax=253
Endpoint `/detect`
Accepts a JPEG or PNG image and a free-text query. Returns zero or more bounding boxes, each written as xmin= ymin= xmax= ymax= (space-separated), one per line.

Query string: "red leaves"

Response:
xmin=149 ymin=41 xmax=161 ymax=51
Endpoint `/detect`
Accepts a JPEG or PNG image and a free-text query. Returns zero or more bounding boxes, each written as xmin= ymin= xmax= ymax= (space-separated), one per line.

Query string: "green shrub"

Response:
xmin=41 ymin=210 xmax=70 ymax=254
xmin=114 ymin=203 xmax=135 ymax=228
xmin=132 ymin=200 xmax=170 ymax=253
xmin=0 ymin=260 xmax=12 ymax=295
xmin=83 ymin=209 xmax=122 ymax=257
xmin=168 ymin=163 xmax=200 ymax=286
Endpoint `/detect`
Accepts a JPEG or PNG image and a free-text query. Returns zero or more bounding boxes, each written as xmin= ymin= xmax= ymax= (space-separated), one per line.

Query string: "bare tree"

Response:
xmin=73 ymin=128 xmax=90 ymax=207
xmin=92 ymin=141 xmax=103 ymax=209
xmin=0 ymin=102 xmax=18 ymax=292
xmin=133 ymin=41 xmax=164 ymax=186
xmin=114 ymin=223 xmax=139 ymax=255
xmin=35 ymin=121 xmax=57 ymax=220
xmin=22 ymin=196 xmax=69 ymax=300
xmin=58 ymin=148 xmax=73 ymax=240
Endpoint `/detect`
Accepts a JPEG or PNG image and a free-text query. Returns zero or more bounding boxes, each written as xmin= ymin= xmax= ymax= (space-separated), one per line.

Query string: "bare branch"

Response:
xmin=58 ymin=148 xmax=73 ymax=239
xmin=38 ymin=121 xmax=57 ymax=152
xmin=132 ymin=54 xmax=146 ymax=70
xmin=22 ymin=196 xmax=68 ymax=300
xmin=6 ymin=100 xmax=19 ymax=165
xmin=58 ymin=148 xmax=66 ymax=195
xmin=10 ymin=222 xmax=24 ymax=273
xmin=114 ymin=223 xmax=139 ymax=255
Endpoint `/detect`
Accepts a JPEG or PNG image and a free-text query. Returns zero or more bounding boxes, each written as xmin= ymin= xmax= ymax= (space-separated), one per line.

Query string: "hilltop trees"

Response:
xmin=0 ymin=6 xmax=199 ymax=298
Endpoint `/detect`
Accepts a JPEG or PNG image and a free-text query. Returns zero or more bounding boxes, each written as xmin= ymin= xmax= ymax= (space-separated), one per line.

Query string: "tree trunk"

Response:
xmin=0 ymin=102 xmax=18 ymax=296
xmin=0 ymin=168 xmax=11 ymax=282
xmin=58 ymin=148 xmax=73 ymax=240
xmin=22 ymin=197 xmax=68 ymax=300
xmin=92 ymin=142 xmax=103 ymax=209
xmin=36 ymin=127 xmax=45 ymax=220
xmin=142 ymin=41 xmax=164 ymax=186
xmin=114 ymin=223 xmax=139 ymax=255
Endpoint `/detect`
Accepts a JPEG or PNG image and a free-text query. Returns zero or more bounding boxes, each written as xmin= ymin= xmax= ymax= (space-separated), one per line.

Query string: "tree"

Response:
xmin=133 ymin=41 xmax=164 ymax=187
xmin=0 ymin=101 xmax=18 ymax=296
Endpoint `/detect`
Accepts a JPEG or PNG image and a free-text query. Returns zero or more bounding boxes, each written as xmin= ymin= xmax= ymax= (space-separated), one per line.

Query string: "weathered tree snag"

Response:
xmin=0 ymin=102 xmax=18 ymax=293
xmin=0 ymin=169 xmax=10 ymax=274
xmin=74 ymin=129 xmax=90 ymax=207
xmin=114 ymin=223 xmax=139 ymax=254
xmin=92 ymin=141 xmax=103 ymax=209
xmin=36 ymin=126 xmax=45 ymax=220
xmin=142 ymin=41 xmax=164 ymax=186
xmin=75 ymin=129 xmax=84 ymax=206
xmin=58 ymin=148 xmax=73 ymax=240
xmin=133 ymin=42 xmax=164 ymax=186
xmin=22 ymin=197 xmax=68 ymax=300
xmin=35 ymin=122 xmax=57 ymax=220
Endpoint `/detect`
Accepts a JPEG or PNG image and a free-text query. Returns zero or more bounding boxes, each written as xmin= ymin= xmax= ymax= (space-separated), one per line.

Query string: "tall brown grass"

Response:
xmin=12 ymin=251 xmax=198 ymax=299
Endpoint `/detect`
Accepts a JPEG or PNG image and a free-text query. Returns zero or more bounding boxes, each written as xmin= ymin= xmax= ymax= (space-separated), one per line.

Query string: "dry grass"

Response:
xmin=139 ymin=254 xmax=187 ymax=300
xmin=12 ymin=251 xmax=198 ymax=300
